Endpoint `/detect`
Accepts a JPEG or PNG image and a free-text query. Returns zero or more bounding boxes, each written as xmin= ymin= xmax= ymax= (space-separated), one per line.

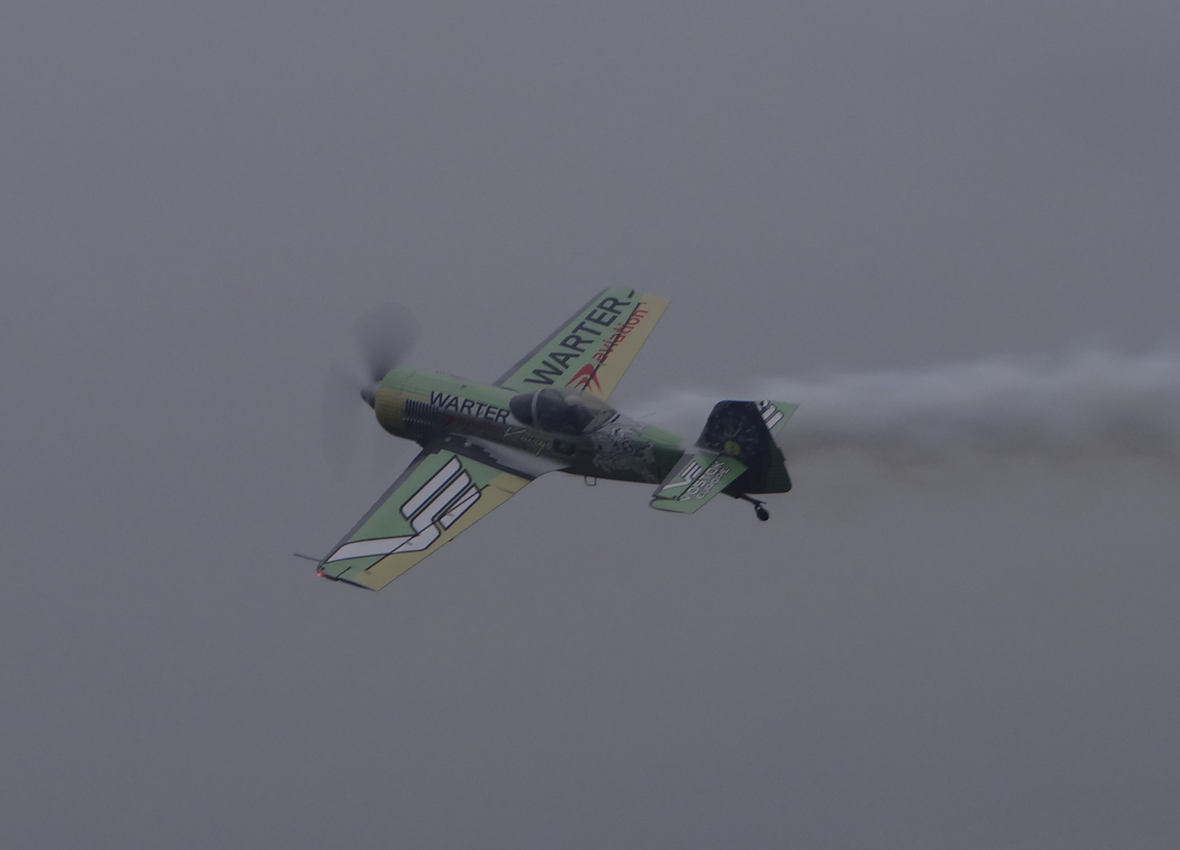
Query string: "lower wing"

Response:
xmin=318 ymin=446 xmax=531 ymax=590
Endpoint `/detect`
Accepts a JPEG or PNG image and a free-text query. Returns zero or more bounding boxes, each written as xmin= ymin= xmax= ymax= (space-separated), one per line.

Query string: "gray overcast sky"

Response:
xmin=3 ymin=2 xmax=1179 ymax=848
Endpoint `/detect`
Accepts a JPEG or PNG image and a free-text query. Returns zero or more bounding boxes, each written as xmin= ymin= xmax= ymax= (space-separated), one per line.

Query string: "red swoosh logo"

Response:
xmin=566 ymin=363 xmax=601 ymax=392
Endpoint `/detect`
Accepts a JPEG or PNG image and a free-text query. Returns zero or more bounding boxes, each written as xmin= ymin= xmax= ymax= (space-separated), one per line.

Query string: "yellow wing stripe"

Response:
xmin=582 ymin=295 xmax=669 ymax=400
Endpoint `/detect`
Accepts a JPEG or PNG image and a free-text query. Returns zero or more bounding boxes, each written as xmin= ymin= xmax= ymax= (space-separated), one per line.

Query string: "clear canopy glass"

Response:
xmin=509 ymin=388 xmax=616 ymax=435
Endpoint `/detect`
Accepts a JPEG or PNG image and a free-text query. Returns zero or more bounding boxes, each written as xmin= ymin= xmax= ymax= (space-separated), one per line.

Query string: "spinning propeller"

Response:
xmin=320 ymin=303 xmax=420 ymax=478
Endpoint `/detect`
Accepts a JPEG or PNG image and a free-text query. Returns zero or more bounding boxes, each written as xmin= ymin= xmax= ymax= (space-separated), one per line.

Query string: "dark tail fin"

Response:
xmin=698 ymin=401 xmax=792 ymax=495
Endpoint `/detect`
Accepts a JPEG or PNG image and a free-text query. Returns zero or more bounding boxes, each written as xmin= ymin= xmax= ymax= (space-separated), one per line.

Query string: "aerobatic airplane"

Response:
xmin=312 ymin=288 xmax=797 ymax=590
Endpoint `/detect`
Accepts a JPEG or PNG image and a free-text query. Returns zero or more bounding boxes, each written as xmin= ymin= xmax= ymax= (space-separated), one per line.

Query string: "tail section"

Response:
xmin=697 ymin=400 xmax=796 ymax=495
xmin=650 ymin=452 xmax=747 ymax=513
xmin=649 ymin=400 xmax=797 ymax=516
xmin=752 ymin=400 xmax=797 ymax=440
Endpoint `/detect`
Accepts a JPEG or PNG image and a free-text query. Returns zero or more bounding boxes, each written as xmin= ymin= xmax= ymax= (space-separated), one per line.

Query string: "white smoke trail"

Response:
xmin=639 ymin=351 xmax=1180 ymax=467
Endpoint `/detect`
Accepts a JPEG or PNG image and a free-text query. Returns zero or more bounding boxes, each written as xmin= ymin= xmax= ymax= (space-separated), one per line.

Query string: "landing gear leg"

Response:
xmin=739 ymin=494 xmax=770 ymax=521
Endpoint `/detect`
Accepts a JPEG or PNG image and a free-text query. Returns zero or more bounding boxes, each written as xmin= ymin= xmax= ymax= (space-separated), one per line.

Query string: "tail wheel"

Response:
xmin=739 ymin=493 xmax=770 ymax=521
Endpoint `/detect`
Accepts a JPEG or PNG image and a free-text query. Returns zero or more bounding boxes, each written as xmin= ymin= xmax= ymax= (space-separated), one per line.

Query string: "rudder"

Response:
xmin=697 ymin=400 xmax=796 ymax=495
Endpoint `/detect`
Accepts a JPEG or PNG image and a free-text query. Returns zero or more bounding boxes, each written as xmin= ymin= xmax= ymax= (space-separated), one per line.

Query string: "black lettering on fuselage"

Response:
xmin=423 ymin=392 xmax=511 ymax=442
xmin=429 ymin=392 xmax=509 ymax=424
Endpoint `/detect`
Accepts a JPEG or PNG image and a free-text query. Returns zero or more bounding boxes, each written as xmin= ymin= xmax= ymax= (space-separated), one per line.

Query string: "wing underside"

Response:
xmin=318 ymin=447 xmax=530 ymax=590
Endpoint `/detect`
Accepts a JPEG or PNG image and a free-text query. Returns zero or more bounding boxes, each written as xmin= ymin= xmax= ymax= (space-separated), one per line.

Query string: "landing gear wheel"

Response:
xmin=739 ymin=494 xmax=770 ymax=521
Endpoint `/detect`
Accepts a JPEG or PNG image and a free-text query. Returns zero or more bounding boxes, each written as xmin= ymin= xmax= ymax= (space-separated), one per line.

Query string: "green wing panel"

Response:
xmin=495 ymin=288 xmax=670 ymax=402
xmin=649 ymin=452 xmax=747 ymax=514
xmin=319 ymin=448 xmax=530 ymax=590
xmin=755 ymin=400 xmax=798 ymax=439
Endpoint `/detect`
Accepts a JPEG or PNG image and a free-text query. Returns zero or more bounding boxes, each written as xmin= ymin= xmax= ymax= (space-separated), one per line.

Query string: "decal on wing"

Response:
xmin=495 ymin=287 xmax=670 ymax=401
xmin=319 ymin=448 xmax=529 ymax=590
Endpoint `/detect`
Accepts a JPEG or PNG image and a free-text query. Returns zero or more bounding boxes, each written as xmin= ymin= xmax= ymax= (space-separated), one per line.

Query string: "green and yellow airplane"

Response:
xmin=314 ymin=289 xmax=797 ymax=590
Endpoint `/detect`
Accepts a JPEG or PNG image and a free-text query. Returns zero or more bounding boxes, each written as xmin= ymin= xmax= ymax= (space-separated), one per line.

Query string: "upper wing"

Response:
xmin=495 ymin=288 xmax=670 ymax=401
xmin=318 ymin=446 xmax=530 ymax=590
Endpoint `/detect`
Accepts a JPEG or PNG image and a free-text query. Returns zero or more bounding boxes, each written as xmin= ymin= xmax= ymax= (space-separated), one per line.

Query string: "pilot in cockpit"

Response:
xmin=509 ymin=388 xmax=616 ymax=435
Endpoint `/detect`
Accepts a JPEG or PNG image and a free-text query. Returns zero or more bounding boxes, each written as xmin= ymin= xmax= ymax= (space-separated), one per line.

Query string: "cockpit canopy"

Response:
xmin=509 ymin=388 xmax=616 ymax=435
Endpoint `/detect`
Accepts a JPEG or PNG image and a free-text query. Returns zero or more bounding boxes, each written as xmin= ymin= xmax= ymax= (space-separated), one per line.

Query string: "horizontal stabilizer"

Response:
xmin=650 ymin=452 xmax=746 ymax=513
xmin=754 ymin=400 xmax=798 ymax=439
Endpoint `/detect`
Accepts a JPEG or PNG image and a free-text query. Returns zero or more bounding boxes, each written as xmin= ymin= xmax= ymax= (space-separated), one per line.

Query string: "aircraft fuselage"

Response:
xmin=373 ymin=367 xmax=685 ymax=484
